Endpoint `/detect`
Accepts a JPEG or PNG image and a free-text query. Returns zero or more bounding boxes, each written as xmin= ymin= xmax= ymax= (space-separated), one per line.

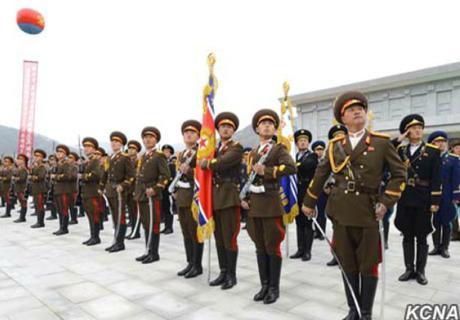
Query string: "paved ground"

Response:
xmin=0 ymin=206 xmax=459 ymax=320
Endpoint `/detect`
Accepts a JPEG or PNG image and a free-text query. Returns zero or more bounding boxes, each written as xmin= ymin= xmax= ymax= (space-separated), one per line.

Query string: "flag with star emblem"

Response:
xmin=192 ymin=54 xmax=217 ymax=242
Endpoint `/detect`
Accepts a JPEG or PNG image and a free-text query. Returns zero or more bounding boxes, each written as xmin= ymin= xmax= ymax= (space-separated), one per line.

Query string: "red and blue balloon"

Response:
xmin=17 ymin=8 xmax=45 ymax=35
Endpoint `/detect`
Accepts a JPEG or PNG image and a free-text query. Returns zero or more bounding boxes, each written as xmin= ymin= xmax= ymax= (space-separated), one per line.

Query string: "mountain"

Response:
xmin=0 ymin=124 xmax=64 ymax=157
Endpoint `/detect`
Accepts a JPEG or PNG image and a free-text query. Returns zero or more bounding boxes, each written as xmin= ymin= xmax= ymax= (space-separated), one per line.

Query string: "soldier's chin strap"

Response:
xmin=309 ymin=213 xmax=362 ymax=319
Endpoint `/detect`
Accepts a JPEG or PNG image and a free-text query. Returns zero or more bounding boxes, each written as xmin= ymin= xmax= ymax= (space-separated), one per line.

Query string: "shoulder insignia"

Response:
xmin=156 ymin=150 xmax=163 ymax=154
xmin=370 ymin=131 xmax=390 ymax=139
xmin=232 ymin=140 xmax=240 ymax=146
xmin=426 ymin=143 xmax=439 ymax=150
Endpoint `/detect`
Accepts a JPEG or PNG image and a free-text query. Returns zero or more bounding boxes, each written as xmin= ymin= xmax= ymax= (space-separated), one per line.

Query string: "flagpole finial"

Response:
xmin=207 ymin=53 xmax=216 ymax=74
xmin=283 ymin=81 xmax=290 ymax=98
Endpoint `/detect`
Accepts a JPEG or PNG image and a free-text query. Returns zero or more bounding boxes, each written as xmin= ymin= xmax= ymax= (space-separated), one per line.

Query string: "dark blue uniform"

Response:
xmin=290 ymin=149 xmax=318 ymax=261
xmin=430 ymin=152 xmax=460 ymax=257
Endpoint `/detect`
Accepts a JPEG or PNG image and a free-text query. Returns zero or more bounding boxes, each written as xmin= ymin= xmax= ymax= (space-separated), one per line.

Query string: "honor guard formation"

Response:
xmin=1 ymin=90 xmax=460 ymax=320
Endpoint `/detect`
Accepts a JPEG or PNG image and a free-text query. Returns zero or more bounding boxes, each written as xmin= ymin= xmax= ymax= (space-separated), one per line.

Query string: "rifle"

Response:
xmin=239 ymin=143 xmax=274 ymax=200
xmin=168 ymin=149 xmax=196 ymax=193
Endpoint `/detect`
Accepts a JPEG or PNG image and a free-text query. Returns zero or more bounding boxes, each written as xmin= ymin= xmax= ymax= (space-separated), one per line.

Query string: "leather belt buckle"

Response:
xmin=346 ymin=181 xmax=356 ymax=193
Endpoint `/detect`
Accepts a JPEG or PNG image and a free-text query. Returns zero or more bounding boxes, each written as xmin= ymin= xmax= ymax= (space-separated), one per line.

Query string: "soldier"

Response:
xmin=101 ymin=131 xmax=135 ymax=253
xmin=240 ymin=147 xmax=251 ymax=230
xmin=426 ymin=131 xmax=460 ymax=258
xmin=451 ymin=138 xmax=460 ymax=241
xmin=290 ymin=129 xmax=318 ymax=261
xmin=241 ymin=109 xmax=297 ymax=304
xmin=30 ymin=149 xmax=48 ymax=228
xmin=134 ymin=127 xmax=170 ymax=264
xmin=52 ymin=145 xmax=75 ymax=235
xmin=94 ymin=147 xmax=108 ymax=230
xmin=0 ymin=156 xmax=14 ymax=218
xmin=12 ymin=154 xmax=29 ymax=223
xmin=68 ymin=152 xmax=80 ymax=225
xmin=161 ymin=144 xmax=176 ymax=235
xmin=46 ymin=155 xmax=58 ymax=221
xmin=311 ymin=140 xmax=327 ymax=240
xmin=173 ymin=120 xmax=203 ymax=277
xmin=199 ymin=112 xmax=243 ymax=290
xmin=80 ymin=137 xmax=104 ymax=246
xmin=394 ymin=114 xmax=441 ymax=286
xmin=302 ymin=91 xmax=407 ymax=320
xmin=126 ymin=139 xmax=142 ymax=239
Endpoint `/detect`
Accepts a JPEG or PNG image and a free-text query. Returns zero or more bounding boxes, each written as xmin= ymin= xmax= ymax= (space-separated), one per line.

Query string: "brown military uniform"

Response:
xmin=14 ymin=167 xmax=29 ymax=209
xmin=30 ymin=163 xmax=47 ymax=227
xmin=303 ymin=91 xmax=407 ymax=319
xmin=134 ymin=138 xmax=170 ymax=262
xmin=0 ymin=162 xmax=13 ymax=218
xmin=101 ymin=151 xmax=135 ymax=245
xmin=127 ymin=157 xmax=141 ymax=238
xmin=53 ymin=155 xmax=77 ymax=234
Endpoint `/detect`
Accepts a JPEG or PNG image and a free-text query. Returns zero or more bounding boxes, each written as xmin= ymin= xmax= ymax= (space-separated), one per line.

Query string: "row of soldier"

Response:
xmin=1 ymin=91 xmax=460 ymax=319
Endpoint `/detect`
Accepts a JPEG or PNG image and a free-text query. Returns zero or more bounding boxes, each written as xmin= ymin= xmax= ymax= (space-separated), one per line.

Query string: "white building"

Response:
xmin=291 ymin=62 xmax=460 ymax=142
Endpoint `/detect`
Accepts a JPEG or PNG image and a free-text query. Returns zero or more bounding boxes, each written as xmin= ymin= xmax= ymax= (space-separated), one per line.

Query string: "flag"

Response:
xmin=277 ymin=82 xmax=299 ymax=225
xmin=192 ymin=53 xmax=217 ymax=242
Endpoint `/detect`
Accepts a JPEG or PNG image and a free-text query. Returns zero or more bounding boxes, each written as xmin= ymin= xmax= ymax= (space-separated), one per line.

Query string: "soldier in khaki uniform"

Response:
xmin=30 ymin=149 xmax=48 ymax=228
xmin=302 ymin=91 xmax=407 ymax=320
xmin=0 ymin=156 xmax=14 ymax=218
xmin=241 ymin=109 xmax=297 ymax=305
xmin=13 ymin=154 xmax=29 ymax=223
xmin=126 ymin=139 xmax=142 ymax=239
xmin=101 ymin=131 xmax=135 ymax=253
xmin=200 ymin=112 xmax=243 ymax=290
xmin=68 ymin=152 xmax=80 ymax=225
xmin=134 ymin=127 xmax=170 ymax=264
xmin=80 ymin=137 xmax=104 ymax=246
xmin=52 ymin=145 xmax=75 ymax=235
xmin=173 ymin=120 xmax=203 ymax=278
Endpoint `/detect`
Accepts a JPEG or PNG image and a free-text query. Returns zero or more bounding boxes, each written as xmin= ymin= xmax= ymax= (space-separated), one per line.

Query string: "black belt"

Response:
xmin=253 ymin=182 xmax=280 ymax=191
xmin=213 ymin=177 xmax=239 ymax=185
xmin=335 ymin=181 xmax=378 ymax=195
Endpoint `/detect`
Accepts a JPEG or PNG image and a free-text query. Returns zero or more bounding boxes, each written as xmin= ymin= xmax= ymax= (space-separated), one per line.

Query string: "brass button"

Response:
xmin=355 ymin=191 xmax=360 ymax=196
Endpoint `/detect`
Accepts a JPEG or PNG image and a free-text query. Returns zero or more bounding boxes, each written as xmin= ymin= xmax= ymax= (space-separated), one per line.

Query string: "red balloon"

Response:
xmin=17 ymin=8 xmax=45 ymax=35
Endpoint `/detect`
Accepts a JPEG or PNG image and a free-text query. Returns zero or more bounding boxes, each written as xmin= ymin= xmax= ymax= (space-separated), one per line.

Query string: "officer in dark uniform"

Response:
xmin=241 ymin=109 xmax=297 ymax=304
xmin=101 ymin=131 xmax=135 ymax=253
xmin=80 ymin=137 xmax=104 ymax=246
xmin=200 ymin=112 xmax=243 ymax=290
xmin=303 ymin=91 xmax=407 ymax=320
xmin=290 ymin=129 xmax=318 ymax=261
xmin=426 ymin=131 xmax=460 ymax=258
xmin=450 ymin=138 xmax=460 ymax=241
xmin=161 ymin=144 xmax=176 ymax=234
xmin=311 ymin=140 xmax=327 ymax=239
xmin=173 ymin=120 xmax=204 ymax=277
xmin=394 ymin=114 xmax=441 ymax=286
xmin=134 ymin=127 xmax=170 ymax=264
xmin=30 ymin=149 xmax=48 ymax=228
xmin=13 ymin=154 xmax=29 ymax=223
xmin=126 ymin=139 xmax=142 ymax=239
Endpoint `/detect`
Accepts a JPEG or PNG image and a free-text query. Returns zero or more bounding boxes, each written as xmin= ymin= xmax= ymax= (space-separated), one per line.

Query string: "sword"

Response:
xmin=130 ymin=200 xmax=141 ymax=238
xmin=309 ymin=213 xmax=362 ymax=319
xmin=145 ymin=196 xmax=154 ymax=255
xmin=112 ymin=190 xmax=123 ymax=246
xmin=379 ymin=219 xmax=386 ymax=320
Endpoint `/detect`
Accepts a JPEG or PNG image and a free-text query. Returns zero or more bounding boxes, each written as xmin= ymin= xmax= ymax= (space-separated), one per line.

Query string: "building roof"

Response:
xmin=290 ymin=61 xmax=460 ymax=105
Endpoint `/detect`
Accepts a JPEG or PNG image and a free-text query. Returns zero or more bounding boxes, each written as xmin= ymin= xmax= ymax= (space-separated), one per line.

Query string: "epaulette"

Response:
xmin=449 ymin=152 xmax=460 ymax=159
xmin=370 ymin=131 xmax=390 ymax=139
xmin=426 ymin=143 xmax=439 ymax=150
xmin=156 ymin=150 xmax=163 ymax=154
xmin=232 ymin=141 xmax=241 ymax=147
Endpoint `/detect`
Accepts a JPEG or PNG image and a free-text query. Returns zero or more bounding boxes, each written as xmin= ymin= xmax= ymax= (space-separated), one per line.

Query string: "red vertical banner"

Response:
xmin=17 ymin=60 xmax=38 ymax=158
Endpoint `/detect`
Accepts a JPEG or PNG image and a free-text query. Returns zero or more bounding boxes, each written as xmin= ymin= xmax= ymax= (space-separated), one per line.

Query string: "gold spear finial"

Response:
xmin=207 ymin=53 xmax=216 ymax=75
xmin=283 ymin=81 xmax=290 ymax=98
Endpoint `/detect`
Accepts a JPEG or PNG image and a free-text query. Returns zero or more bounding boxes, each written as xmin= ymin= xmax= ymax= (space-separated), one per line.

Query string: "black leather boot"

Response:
xmin=429 ymin=227 xmax=441 ymax=255
xmin=399 ymin=239 xmax=416 ymax=281
xmin=327 ymin=256 xmax=338 ymax=266
xmin=253 ymin=253 xmax=269 ymax=301
xmin=221 ymin=250 xmax=237 ymax=290
xmin=440 ymin=225 xmax=451 ymax=258
xmin=55 ymin=214 xmax=69 ymax=235
xmin=209 ymin=245 xmax=227 ymax=286
xmin=14 ymin=207 xmax=27 ymax=223
xmin=0 ymin=204 xmax=12 ymax=218
xmin=142 ymin=233 xmax=160 ymax=264
xmin=31 ymin=210 xmax=45 ymax=228
xmin=82 ymin=217 xmax=94 ymax=245
xmin=135 ymin=231 xmax=150 ymax=262
xmin=416 ymin=243 xmax=428 ymax=285
xmin=263 ymin=255 xmax=282 ymax=304
xmin=78 ymin=206 xmax=85 ymax=217
xmin=109 ymin=224 xmax=126 ymax=253
xmin=87 ymin=223 xmax=101 ymax=246
xmin=302 ymin=228 xmax=314 ymax=261
xmin=53 ymin=213 xmax=63 ymax=235
xmin=360 ymin=275 xmax=378 ymax=320
xmin=383 ymin=220 xmax=390 ymax=250
xmin=69 ymin=207 xmax=78 ymax=225
xmin=161 ymin=214 xmax=173 ymax=234
xmin=342 ymin=273 xmax=360 ymax=320
xmin=177 ymin=239 xmax=193 ymax=276
xmin=290 ymin=225 xmax=305 ymax=259
xmin=46 ymin=207 xmax=57 ymax=220
xmin=184 ymin=242 xmax=203 ymax=278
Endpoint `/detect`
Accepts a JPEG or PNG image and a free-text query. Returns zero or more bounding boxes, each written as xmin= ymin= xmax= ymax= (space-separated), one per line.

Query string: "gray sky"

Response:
xmin=1 ymin=0 xmax=460 ymax=148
